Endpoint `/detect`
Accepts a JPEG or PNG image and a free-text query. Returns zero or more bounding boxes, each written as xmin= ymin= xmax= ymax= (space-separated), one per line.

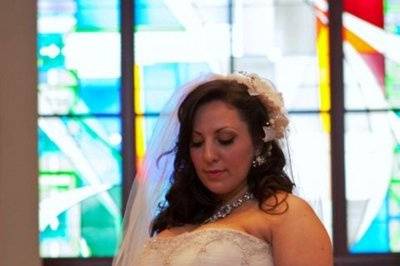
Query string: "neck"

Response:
xmin=203 ymin=185 xmax=254 ymax=224
xmin=220 ymin=184 xmax=248 ymax=205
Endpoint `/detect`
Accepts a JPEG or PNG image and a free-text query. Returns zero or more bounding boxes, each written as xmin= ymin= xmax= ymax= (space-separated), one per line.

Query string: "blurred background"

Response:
xmin=1 ymin=0 xmax=400 ymax=265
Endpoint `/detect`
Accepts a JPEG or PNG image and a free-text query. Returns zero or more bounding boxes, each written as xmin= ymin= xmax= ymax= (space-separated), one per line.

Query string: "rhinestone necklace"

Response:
xmin=203 ymin=191 xmax=255 ymax=224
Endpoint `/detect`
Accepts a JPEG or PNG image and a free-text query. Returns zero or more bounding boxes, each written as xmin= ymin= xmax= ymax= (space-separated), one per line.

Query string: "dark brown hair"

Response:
xmin=150 ymin=79 xmax=294 ymax=235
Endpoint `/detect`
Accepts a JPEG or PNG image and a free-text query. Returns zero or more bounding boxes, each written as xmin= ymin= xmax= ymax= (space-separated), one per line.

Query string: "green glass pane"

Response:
xmin=38 ymin=117 xmax=122 ymax=257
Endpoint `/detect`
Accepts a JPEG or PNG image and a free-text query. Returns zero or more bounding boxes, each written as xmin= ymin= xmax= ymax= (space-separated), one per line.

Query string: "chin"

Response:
xmin=203 ymin=182 xmax=237 ymax=197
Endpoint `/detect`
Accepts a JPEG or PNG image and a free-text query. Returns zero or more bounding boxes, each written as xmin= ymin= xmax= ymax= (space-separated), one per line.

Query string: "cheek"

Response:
xmin=224 ymin=144 xmax=253 ymax=170
xmin=232 ymin=153 xmax=252 ymax=171
xmin=189 ymin=149 xmax=208 ymax=184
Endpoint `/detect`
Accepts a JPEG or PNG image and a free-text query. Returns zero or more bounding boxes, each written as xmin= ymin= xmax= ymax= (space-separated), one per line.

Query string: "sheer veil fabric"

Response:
xmin=113 ymin=75 xmax=216 ymax=266
xmin=112 ymin=73 xmax=310 ymax=266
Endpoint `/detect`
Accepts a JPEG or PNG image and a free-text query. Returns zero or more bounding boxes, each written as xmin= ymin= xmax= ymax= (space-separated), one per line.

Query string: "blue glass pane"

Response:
xmin=80 ymin=79 xmax=120 ymax=114
xmin=143 ymin=116 xmax=159 ymax=148
xmin=76 ymin=0 xmax=120 ymax=31
xmin=38 ymin=0 xmax=121 ymax=115
xmin=135 ymin=0 xmax=183 ymax=30
xmin=351 ymin=197 xmax=391 ymax=253
xmin=140 ymin=63 xmax=210 ymax=114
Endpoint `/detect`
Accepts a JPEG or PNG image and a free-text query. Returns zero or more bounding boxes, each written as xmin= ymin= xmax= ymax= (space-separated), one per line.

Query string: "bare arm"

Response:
xmin=270 ymin=194 xmax=333 ymax=266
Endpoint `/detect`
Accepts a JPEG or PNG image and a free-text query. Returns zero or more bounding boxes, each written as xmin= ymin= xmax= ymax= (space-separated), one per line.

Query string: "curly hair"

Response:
xmin=150 ymin=79 xmax=294 ymax=236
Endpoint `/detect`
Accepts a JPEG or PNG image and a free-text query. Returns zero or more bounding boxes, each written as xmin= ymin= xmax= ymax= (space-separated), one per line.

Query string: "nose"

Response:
xmin=203 ymin=141 xmax=219 ymax=163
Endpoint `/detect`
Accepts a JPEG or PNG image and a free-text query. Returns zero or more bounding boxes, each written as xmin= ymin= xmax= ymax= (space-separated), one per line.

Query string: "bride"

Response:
xmin=113 ymin=72 xmax=333 ymax=266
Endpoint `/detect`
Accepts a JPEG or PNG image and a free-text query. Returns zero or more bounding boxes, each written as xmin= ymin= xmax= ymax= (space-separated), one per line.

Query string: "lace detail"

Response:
xmin=138 ymin=228 xmax=273 ymax=266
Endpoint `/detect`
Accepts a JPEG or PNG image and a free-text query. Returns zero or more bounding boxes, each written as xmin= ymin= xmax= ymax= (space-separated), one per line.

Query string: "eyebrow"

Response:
xmin=193 ymin=127 xmax=236 ymax=135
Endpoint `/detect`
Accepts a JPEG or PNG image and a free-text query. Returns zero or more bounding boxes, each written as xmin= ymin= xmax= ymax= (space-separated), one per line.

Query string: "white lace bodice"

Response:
xmin=137 ymin=228 xmax=274 ymax=266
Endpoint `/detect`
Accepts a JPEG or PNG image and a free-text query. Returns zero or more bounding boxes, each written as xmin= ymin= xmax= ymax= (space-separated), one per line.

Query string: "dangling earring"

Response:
xmin=266 ymin=144 xmax=272 ymax=157
xmin=252 ymin=155 xmax=266 ymax=168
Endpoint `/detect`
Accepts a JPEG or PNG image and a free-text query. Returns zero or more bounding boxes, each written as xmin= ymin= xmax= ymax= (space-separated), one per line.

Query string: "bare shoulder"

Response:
xmin=279 ymin=193 xmax=319 ymax=219
xmin=157 ymin=228 xmax=177 ymax=238
xmin=157 ymin=225 xmax=195 ymax=238
xmin=261 ymin=193 xmax=322 ymax=222
xmin=267 ymin=193 xmax=333 ymax=266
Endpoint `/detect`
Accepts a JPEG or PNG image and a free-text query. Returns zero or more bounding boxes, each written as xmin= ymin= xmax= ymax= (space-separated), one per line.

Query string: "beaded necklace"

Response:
xmin=203 ymin=191 xmax=254 ymax=224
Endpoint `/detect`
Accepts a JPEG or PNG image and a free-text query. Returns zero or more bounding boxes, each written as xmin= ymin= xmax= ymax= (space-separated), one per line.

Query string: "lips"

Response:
xmin=204 ymin=169 xmax=226 ymax=178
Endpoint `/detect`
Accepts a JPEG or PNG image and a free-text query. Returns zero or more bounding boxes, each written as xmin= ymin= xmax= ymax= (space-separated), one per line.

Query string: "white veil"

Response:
xmin=113 ymin=74 xmax=217 ymax=266
xmin=113 ymin=72 xmax=300 ymax=266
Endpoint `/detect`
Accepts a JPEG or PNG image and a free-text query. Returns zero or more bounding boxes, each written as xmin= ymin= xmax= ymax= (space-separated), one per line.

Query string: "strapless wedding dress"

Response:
xmin=137 ymin=228 xmax=274 ymax=266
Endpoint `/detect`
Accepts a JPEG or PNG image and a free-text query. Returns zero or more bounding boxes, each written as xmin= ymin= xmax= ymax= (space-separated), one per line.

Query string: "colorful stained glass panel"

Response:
xmin=344 ymin=0 xmax=400 ymax=253
xmin=38 ymin=0 xmax=121 ymax=116
xmin=345 ymin=111 xmax=400 ymax=253
xmin=38 ymin=117 xmax=122 ymax=257
xmin=37 ymin=0 xmax=122 ymax=258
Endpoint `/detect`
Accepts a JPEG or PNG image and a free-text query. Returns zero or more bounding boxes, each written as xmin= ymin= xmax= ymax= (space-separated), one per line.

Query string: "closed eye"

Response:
xmin=218 ymin=138 xmax=234 ymax=146
xmin=190 ymin=141 xmax=203 ymax=148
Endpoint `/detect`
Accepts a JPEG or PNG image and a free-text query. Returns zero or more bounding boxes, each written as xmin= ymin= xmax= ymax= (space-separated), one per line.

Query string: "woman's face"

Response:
xmin=189 ymin=100 xmax=255 ymax=200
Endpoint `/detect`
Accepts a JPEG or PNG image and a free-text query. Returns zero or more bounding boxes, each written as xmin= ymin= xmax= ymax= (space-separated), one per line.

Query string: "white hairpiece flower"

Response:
xmin=224 ymin=71 xmax=289 ymax=142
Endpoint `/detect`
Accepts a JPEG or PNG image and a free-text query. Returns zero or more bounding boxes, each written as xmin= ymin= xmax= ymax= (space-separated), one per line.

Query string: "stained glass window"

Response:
xmin=343 ymin=0 xmax=400 ymax=253
xmin=37 ymin=0 xmax=122 ymax=257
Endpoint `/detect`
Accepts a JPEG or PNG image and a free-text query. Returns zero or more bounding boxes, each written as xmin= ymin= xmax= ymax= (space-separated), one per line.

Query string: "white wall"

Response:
xmin=0 ymin=0 xmax=41 ymax=265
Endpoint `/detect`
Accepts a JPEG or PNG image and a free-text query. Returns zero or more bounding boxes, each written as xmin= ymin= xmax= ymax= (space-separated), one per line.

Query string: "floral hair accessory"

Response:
xmin=225 ymin=71 xmax=289 ymax=142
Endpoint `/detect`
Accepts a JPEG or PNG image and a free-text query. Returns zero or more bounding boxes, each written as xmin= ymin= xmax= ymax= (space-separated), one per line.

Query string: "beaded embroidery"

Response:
xmin=138 ymin=228 xmax=272 ymax=266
